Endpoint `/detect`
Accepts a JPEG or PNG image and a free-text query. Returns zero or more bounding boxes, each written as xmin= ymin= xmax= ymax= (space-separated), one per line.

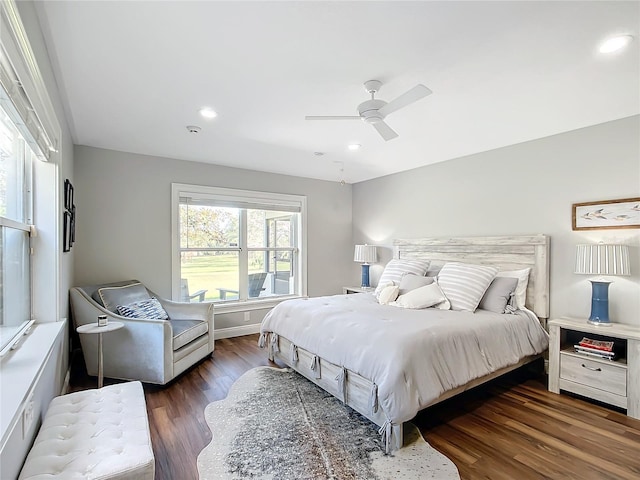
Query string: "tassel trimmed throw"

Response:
xmin=379 ymin=419 xmax=393 ymax=455
xmin=290 ymin=344 xmax=299 ymax=364
xmin=267 ymin=333 xmax=279 ymax=361
xmin=309 ymin=355 xmax=321 ymax=379
xmin=258 ymin=332 xmax=267 ymax=348
xmin=370 ymin=383 xmax=379 ymax=414
xmin=335 ymin=367 xmax=348 ymax=403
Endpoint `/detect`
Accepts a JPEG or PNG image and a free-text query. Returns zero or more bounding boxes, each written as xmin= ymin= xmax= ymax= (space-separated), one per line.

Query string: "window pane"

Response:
xmin=247 ymin=210 xmax=295 ymax=248
xmin=180 ymin=251 xmax=238 ymax=301
xmin=248 ymin=250 xmax=295 ymax=297
xmin=0 ymin=109 xmax=26 ymax=223
xmin=180 ymin=204 xmax=239 ymax=249
xmin=0 ymin=227 xmax=30 ymax=349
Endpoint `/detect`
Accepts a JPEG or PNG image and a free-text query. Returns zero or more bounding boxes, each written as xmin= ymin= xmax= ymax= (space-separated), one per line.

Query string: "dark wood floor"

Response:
xmin=69 ymin=334 xmax=640 ymax=480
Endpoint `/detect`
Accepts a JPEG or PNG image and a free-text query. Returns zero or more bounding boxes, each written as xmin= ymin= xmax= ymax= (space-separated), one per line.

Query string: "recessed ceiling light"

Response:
xmin=348 ymin=144 xmax=361 ymax=151
xmin=199 ymin=107 xmax=217 ymax=119
xmin=313 ymin=151 xmax=325 ymax=156
xmin=599 ymin=35 xmax=634 ymax=54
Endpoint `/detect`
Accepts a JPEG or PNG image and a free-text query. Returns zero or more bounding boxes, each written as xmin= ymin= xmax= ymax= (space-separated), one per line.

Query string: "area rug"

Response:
xmin=197 ymin=366 xmax=460 ymax=480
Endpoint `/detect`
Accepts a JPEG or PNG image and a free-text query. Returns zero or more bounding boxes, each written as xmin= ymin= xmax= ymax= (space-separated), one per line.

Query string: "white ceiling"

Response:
xmin=35 ymin=1 xmax=639 ymax=184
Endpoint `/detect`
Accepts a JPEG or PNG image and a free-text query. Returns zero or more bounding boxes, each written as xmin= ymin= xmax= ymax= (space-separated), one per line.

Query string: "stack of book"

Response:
xmin=574 ymin=337 xmax=616 ymax=360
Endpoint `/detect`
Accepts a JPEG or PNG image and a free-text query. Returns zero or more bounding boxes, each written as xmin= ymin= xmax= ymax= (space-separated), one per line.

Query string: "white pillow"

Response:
xmin=398 ymin=273 xmax=435 ymax=295
xmin=378 ymin=285 xmax=400 ymax=305
xmin=393 ymin=282 xmax=450 ymax=310
xmin=375 ymin=259 xmax=430 ymax=296
xmin=437 ymin=262 xmax=498 ymax=312
xmin=496 ymin=268 xmax=531 ymax=309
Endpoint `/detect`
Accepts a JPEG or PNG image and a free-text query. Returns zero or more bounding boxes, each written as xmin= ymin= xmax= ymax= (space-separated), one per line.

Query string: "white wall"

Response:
xmin=353 ymin=116 xmax=640 ymax=325
xmin=1 ymin=1 xmax=74 ymax=476
xmin=19 ymin=0 xmax=75 ymax=321
xmin=73 ymin=145 xmax=353 ymax=329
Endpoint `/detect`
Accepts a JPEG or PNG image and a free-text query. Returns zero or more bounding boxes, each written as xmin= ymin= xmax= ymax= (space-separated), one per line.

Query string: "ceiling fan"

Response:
xmin=305 ymin=80 xmax=432 ymax=141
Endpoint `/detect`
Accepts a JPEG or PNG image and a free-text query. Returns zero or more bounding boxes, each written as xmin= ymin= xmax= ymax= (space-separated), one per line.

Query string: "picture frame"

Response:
xmin=70 ymin=204 xmax=76 ymax=244
xmin=63 ymin=210 xmax=72 ymax=252
xmin=63 ymin=179 xmax=76 ymax=252
xmin=572 ymin=197 xmax=640 ymax=230
xmin=64 ymin=179 xmax=74 ymax=212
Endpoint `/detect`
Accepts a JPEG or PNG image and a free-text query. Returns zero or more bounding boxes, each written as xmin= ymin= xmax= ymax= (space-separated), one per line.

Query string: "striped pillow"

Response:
xmin=437 ymin=263 xmax=498 ymax=312
xmin=375 ymin=259 xmax=430 ymax=295
xmin=117 ymin=297 xmax=169 ymax=319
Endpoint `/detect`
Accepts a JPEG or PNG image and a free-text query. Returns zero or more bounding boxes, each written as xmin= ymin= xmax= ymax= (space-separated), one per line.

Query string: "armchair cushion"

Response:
xmin=98 ymin=282 xmax=150 ymax=313
xmin=171 ymin=319 xmax=209 ymax=350
xmin=117 ymin=297 xmax=169 ymax=320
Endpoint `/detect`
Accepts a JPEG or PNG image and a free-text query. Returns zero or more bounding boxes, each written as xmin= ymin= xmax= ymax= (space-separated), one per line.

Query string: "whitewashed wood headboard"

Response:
xmin=394 ymin=235 xmax=550 ymax=319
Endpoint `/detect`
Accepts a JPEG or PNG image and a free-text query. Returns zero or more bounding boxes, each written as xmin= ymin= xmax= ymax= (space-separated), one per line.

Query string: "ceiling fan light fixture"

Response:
xmin=599 ymin=34 xmax=634 ymax=53
xmin=199 ymin=107 xmax=218 ymax=119
xmin=305 ymin=80 xmax=431 ymax=141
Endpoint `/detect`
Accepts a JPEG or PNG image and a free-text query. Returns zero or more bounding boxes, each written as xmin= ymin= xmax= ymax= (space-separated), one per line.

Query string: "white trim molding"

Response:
xmin=214 ymin=324 xmax=261 ymax=340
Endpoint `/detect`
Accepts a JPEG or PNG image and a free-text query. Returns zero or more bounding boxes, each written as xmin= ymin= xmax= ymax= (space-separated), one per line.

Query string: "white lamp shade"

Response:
xmin=354 ymin=244 xmax=377 ymax=264
xmin=575 ymin=244 xmax=631 ymax=276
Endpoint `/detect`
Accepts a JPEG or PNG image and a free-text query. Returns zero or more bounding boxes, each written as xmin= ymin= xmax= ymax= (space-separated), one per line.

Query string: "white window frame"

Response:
xmin=0 ymin=0 xmax=61 ymax=348
xmin=171 ymin=183 xmax=307 ymax=313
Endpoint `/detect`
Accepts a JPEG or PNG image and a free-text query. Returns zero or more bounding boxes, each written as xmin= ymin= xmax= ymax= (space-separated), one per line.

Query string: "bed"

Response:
xmin=259 ymin=235 xmax=550 ymax=451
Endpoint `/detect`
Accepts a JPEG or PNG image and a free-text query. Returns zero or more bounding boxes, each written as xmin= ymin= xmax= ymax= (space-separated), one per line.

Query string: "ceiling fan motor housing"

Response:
xmin=358 ymin=99 xmax=387 ymax=124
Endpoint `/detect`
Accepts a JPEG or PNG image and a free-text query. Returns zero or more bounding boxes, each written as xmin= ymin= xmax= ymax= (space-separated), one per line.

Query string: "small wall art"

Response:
xmin=572 ymin=197 xmax=640 ymax=230
xmin=63 ymin=179 xmax=76 ymax=251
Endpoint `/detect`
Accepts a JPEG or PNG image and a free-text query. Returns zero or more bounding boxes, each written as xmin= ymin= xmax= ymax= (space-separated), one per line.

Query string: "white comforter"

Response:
xmin=260 ymin=292 xmax=549 ymax=425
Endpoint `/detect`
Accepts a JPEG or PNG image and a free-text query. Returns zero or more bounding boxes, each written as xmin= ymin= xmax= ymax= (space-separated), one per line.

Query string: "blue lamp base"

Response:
xmin=360 ymin=264 xmax=371 ymax=288
xmin=588 ymin=280 xmax=612 ymax=326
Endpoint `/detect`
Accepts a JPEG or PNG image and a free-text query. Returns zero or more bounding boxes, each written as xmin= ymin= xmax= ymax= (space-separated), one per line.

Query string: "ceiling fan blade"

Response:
xmin=372 ymin=121 xmax=398 ymax=141
xmin=305 ymin=116 xmax=361 ymax=120
xmin=378 ymin=84 xmax=432 ymax=117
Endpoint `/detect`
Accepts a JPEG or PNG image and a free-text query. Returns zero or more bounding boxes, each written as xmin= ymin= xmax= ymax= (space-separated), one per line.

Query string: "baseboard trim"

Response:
xmin=214 ymin=324 xmax=261 ymax=340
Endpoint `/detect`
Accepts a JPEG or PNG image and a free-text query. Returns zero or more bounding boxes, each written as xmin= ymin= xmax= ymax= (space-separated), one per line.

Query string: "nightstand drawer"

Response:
xmin=560 ymin=353 xmax=627 ymax=397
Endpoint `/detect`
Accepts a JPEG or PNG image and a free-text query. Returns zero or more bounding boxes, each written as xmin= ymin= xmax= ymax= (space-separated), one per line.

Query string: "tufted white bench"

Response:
xmin=19 ymin=381 xmax=155 ymax=480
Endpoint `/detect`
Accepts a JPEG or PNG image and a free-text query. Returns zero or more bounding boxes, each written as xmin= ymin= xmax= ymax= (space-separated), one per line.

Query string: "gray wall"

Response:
xmin=73 ymin=146 xmax=353 ymax=329
xmin=353 ymin=116 xmax=640 ymax=326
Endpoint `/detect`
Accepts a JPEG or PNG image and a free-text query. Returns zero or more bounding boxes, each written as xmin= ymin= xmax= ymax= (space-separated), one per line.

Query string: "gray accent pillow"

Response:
xmin=398 ymin=274 xmax=435 ymax=296
xmin=478 ymin=276 xmax=518 ymax=313
xmin=98 ymin=282 xmax=150 ymax=313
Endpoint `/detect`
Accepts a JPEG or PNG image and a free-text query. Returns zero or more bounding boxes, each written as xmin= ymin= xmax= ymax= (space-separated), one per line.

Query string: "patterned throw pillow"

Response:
xmin=117 ymin=297 xmax=169 ymax=319
xmin=375 ymin=259 xmax=431 ymax=296
xmin=437 ymin=262 xmax=498 ymax=312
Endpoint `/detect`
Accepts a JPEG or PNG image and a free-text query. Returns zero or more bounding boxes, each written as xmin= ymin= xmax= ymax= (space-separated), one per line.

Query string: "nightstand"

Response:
xmin=548 ymin=317 xmax=640 ymax=419
xmin=343 ymin=286 xmax=374 ymax=294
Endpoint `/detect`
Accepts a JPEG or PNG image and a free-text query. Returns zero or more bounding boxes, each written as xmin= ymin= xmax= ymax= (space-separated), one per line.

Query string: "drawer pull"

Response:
xmin=581 ymin=364 xmax=602 ymax=372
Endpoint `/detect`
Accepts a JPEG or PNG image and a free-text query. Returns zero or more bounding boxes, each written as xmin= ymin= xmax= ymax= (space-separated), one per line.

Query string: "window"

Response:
xmin=0 ymin=97 xmax=37 ymax=353
xmin=172 ymin=184 xmax=306 ymax=306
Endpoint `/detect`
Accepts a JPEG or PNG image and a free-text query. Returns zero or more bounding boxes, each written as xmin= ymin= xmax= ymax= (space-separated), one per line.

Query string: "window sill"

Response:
xmin=1 ymin=321 xmax=65 ymax=451
xmin=213 ymin=295 xmax=304 ymax=314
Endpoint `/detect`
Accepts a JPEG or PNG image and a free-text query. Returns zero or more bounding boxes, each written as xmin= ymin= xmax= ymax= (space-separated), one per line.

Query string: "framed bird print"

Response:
xmin=572 ymin=197 xmax=640 ymax=230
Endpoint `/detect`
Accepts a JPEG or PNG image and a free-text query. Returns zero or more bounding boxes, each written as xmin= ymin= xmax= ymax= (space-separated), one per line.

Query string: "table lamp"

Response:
xmin=574 ymin=243 xmax=630 ymax=326
xmin=354 ymin=244 xmax=377 ymax=288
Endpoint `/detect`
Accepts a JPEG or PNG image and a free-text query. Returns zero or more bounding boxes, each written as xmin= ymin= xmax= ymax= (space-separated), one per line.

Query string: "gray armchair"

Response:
xmin=70 ymin=280 xmax=214 ymax=385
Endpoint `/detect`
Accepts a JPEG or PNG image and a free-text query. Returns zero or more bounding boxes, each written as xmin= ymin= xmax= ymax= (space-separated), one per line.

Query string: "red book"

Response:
xmin=579 ymin=337 xmax=614 ymax=352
